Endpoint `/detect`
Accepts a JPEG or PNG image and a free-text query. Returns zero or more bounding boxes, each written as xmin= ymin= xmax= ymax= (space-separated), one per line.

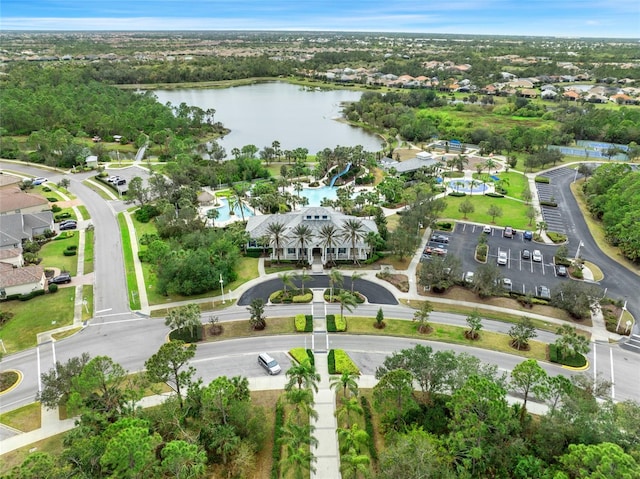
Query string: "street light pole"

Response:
xmin=219 ymin=274 xmax=225 ymax=304
xmin=616 ymin=300 xmax=628 ymax=332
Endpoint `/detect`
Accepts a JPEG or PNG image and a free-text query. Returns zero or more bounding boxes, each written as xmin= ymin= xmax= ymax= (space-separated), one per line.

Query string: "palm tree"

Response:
xmin=340 ymin=219 xmax=366 ymax=265
xmin=319 ymin=224 xmax=339 ymax=266
xmin=328 ymin=269 xmax=344 ymax=302
xmin=336 ymin=396 xmax=364 ymax=429
xmin=337 ymin=423 xmax=369 ymax=456
xmin=279 ymin=271 xmax=296 ymax=297
xmin=337 ymin=290 xmax=358 ymax=322
xmin=205 ymin=208 xmax=219 ymax=227
xmin=330 ymin=371 xmax=359 ymax=399
xmin=484 ymin=158 xmax=497 ymax=174
xmin=469 ymin=179 xmax=480 ymax=195
xmin=537 ymin=220 xmax=548 ymax=237
xmin=296 ymin=267 xmax=312 ymax=295
xmin=285 ymin=388 xmax=318 ymax=425
xmin=230 ymin=183 xmax=249 ymax=221
xmin=292 ymin=224 xmax=314 ymax=265
xmin=265 ymin=221 xmax=287 ymax=264
xmin=349 ymin=271 xmax=365 ymax=294
xmin=279 ymin=422 xmax=318 ymax=479
xmin=340 ymin=447 xmax=371 ymax=479
xmin=285 ymin=359 xmax=321 ymax=392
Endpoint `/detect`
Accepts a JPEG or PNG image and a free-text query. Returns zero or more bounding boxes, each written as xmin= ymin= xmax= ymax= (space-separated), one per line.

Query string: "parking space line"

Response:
xmin=610 ymin=347 xmax=615 ymax=400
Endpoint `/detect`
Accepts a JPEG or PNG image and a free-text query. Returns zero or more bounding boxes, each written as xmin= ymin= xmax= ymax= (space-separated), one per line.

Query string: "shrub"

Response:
xmin=168 ymin=326 xmax=203 ymax=343
xmin=547 ymin=232 xmax=567 ymax=243
xmin=332 ymin=349 xmax=360 ymax=375
xmin=289 ymin=347 xmax=309 ymax=363
xmin=294 ymin=314 xmax=306 ymax=332
xmin=0 ymin=311 xmax=15 ymax=326
xmin=292 ymin=293 xmax=312 ymax=303
xmin=360 ymin=396 xmax=378 ymax=462
xmin=335 ymin=314 xmax=347 ymax=331
xmin=549 ymin=344 xmax=587 ymax=368
xmin=436 ymin=222 xmax=453 ymax=231
xmin=245 ymin=249 xmax=263 ymax=258
xmin=305 ymin=348 xmax=315 ymax=366
xmin=42 ymin=186 xmax=51 ymax=192
xmin=63 ymin=249 xmax=77 ymax=256
xmin=535 ymin=176 xmax=550 ymax=183
xmin=134 ymin=204 xmax=161 ymax=223
xmin=47 ymin=197 xmax=58 ymax=202
xmin=269 ymin=290 xmax=283 ymax=303
xmin=66 ymin=245 xmax=78 ymax=251
xmin=328 ymin=349 xmax=336 ymax=374
xmin=540 ymin=200 xmax=558 ymax=207
xmin=485 ymin=192 xmax=505 ymax=198
xmin=448 ymin=191 xmax=466 ymax=197
xmin=48 ymin=283 xmax=59 ymax=293
xmin=327 ymin=314 xmax=347 ymax=332
xmin=18 ymin=290 xmax=46 ymax=301
xmin=55 ymin=212 xmax=72 ymax=220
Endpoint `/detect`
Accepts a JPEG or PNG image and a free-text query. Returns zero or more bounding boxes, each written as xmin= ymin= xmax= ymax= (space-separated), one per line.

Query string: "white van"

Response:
xmin=258 ymin=353 xmax=281 ymax=375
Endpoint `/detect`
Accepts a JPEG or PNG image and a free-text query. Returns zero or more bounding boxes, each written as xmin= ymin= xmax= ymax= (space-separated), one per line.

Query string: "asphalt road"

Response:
xmin=1 ymin=160 xmax=638 ymax=419
xmin=237 ymin=275 xmax=399 ymax=306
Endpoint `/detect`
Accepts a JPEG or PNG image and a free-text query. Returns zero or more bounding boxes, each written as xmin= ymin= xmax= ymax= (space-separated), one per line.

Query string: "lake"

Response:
xmin=151 ymin=82 xmax=382 ymax=155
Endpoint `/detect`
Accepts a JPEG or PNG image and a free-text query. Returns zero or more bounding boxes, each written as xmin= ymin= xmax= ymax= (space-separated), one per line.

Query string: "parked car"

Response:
xmin=536 ymin=285 xmax=551 ymax=300
xmin=50 ymin=272 xmax=72 ymax=284
xmin=60 ymin=221 xmax=77 ymax=230
xmin=483 ymin=225 xmax=492 ymax=234
xmin=532 ymin=250 xmax=543 ymax=262
xmin=115 ymin=179 xmax=127 ymax=186
xmin=107 ymin=176 xmax=121 ymax=183
xmin=430 ymin=234 xmax=449 ymax=244
xmin=522 ymin=249 xmax=531 ymax=260
xmin=32 ymin=177 xmax=48 ymax=185
xmin=503 ymin=226 xmax=514 ymax=238
xmin=556 ymin=265 xmax=568 ymax=276
xmin=523 ymin=230 xmax=533 ymax=241
xmin=258 ymin=353 xmax=281 ymax=375
xmin=502 ymin=278 xmax=513 ymax=291
xmin=497 ymin=251 xmax=508 ymax=265
xmin=463 ymin=271 xmax=475 ymax=284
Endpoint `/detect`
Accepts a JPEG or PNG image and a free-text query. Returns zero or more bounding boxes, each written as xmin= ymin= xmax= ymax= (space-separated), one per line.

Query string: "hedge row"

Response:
xmin=326 ymin=314 xmax=347 ymax=332
xmin=270 ymin=399 xmax=285 ymax=479
xmin=448 ymin=192 xmax=466 ymax=197
xmin=360 ymin=396 xmax=379 ymax=463
xmin=294 ymin=314 xmax=313 ymax=332
xmin=328 ymin=350 xmax=336 ymax=374
xmin=332 ymin=349 xmax=360 ymax=375
xmin=547 ymin=232 xmax=567 ymax=243
xmin=169 ymin=326 xmax=202 ymax=343
xmin=292 ymin=293 xmax=312 ymax=303
xmin=0 ymin=289 xmax=46 ymax=302
xmin=549 ymin=344 xmax=587 ymax=368
xmin=485 ymin=192 xmax=505 ymax=198
xmin=540 ymin=200 xmax=558 ymax=207
xmin=534 ymin=176 xmax=550 ymax=183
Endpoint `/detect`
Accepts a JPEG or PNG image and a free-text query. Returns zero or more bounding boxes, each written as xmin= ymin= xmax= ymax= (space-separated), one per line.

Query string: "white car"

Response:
xmin=483 ymin=225 xmax=492 ymax=234
xmin=502 ymin=278 xmax=513 ymax=290
xmin=32 ymin=177 xmax=48 ymax=185
xmin=497 ymin=251 xmax=508 ymax=265
xmin=532 ymin=250 xmax=543 ymax=262
xmin=463 ymin=271 xmax=475 ymax=283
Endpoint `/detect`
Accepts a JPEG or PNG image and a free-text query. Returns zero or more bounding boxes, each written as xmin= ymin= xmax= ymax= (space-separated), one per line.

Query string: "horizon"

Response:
xmin=2 ymin=1 xmax=639 ymax=39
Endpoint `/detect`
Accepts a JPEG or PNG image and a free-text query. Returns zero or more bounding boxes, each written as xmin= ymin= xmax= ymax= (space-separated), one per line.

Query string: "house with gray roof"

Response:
xmin=381 ymin=151 xmax=441 ymax=175
xmin=0 ymin=212 xmax=54 ymax=251
xmin=245 ymin=207 xmax=377 ymax=266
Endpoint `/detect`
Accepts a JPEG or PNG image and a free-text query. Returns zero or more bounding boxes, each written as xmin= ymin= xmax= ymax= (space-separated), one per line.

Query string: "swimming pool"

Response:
xmin=204 ymin=197 xmax=254 ymax=223
xmin=299 ymin=186 xmax=339 ymax=207
xmin=446 ymin=179 xmax=490 ymax=194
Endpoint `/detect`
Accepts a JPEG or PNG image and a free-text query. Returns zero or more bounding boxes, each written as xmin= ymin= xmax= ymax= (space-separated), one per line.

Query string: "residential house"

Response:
xmin=0 ymin=262 xmax=46 ymax=298
xmin=610 ymin=93 xmax=636 ymax=105
xmin=0 ymin=248 xmax=24 ymax=267
xmin=0 ymin=174 xmax=23 ymax=190
xmin=0 ymin=212 xmax=54 ymax=250
xmin=563 ymin=90 xmax=581 ymax=101
xmin=245 ymin=207 xmax=378 ymax=266
xmin=0 ymin=186 xmax=49 ymax=215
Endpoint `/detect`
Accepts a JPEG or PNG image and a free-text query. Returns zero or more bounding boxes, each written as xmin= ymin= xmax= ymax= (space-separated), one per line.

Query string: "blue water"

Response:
xmin=447 ymin=179 xmax=490 ymax=194
xmin=206 ymin=197 xmax=254 ymax=223
xmin=299 ymin=186 xmax=339 ymax=207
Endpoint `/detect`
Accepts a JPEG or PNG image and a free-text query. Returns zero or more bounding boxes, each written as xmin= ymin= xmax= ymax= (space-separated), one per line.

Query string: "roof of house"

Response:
xmin=0 ymin=262 xmax=44 ymax=289
xmin=0 ymin=212 xmax=53 ymax=247
xmin=0 ymin=186 xmax=49 ymax=214
xmin=0 ymin=248 xmax=21 ymax=260
xmin=246 ymin=207 xmax=377 ymax=248
xmin=23 ymin=211 xmax=54 ymax=231
xmin=0 ymin=174 xmax=23 ymax=189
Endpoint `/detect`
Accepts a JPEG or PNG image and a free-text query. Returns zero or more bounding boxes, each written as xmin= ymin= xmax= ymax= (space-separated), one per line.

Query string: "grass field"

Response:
xmin=40 ymin=233 xmax=80 ymax=275
xmin=82 ymin=284 xmax=93 ymax=321
xmin=0 ymin=403 xmax=41 ymax=432
xmin=0 ymin=288 xmax=75 ymax=353
xmin=117 ymin=213 xmax=141 ymax=310
xmin=439 ymin=194 xmax=532 ymax=230
xmin=83 ymin=229 xmax=94 ymax=274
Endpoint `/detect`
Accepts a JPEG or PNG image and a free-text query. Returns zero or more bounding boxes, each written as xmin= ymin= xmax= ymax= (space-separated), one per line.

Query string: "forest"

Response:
xmin=582 ymin=163 xmax=640 ymax=262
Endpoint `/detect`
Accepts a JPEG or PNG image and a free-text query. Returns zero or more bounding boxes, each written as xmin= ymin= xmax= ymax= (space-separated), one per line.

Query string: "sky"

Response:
xmin=1 ymin=1 xmax=639 ymax=38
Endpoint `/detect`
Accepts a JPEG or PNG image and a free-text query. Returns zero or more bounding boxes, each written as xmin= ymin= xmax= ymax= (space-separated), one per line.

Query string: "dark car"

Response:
xmin=536 ymin=285 xmax=551 ymax=300
xmin=522 ymin=249 xmax=531 ymax=260
xmin=523 ymin=230 xmax=533 ymax=241
xmin=50 ymin=273 xmax=72 ymax=284
xmin=60 ymin=221 xmax=77 ymax=231
xmin=556 ymin=265 xmax=568 ymax=276
xmin=430 ymin=234 xmax=449 ymax=244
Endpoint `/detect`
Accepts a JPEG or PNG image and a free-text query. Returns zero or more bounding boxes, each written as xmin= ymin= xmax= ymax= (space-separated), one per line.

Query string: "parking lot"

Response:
xmin=433 ymin=222 xmax=572 ymax=298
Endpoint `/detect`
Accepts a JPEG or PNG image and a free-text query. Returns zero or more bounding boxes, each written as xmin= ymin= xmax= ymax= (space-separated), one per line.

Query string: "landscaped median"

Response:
xmin=116 ymin=212 xmax=141 ymax=310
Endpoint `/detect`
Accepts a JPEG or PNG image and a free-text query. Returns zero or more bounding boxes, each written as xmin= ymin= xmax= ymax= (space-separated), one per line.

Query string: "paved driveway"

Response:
xmin=237 ymin=275 xmax=399 ymax=306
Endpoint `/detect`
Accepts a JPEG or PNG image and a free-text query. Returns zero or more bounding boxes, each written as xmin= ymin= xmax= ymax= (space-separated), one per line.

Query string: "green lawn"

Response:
xmin=472 ymin=171 xmax=529 ymax=199
xmin=440 ymin=194 xmax=533 ymax=230
xmin=40 ymin=233 xmax=80 ymax=275
xmin=82 ymin=179 xmax=116 ymax=200
xmin=0 ymin=288 xmax=75 ymax=353
xmin=76 ymin=205 xmax=90 ymax=221
xmin=82 ymin=284 xmax=93 ymax=321
xmin=83 ymin=229 xmax=94 ymax=274
xmin=117 ymin=213 xmax=141 ymax=310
